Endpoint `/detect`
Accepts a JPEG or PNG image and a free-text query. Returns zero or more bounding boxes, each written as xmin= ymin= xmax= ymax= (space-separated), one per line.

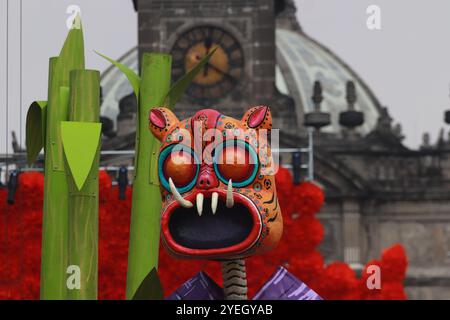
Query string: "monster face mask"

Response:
xmin=149 ymin=106 xmax=283 ymax=261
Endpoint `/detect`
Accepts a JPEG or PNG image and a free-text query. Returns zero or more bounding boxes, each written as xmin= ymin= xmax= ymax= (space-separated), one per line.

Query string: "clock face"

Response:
xmin=171 ymin=26 xmax=245 ymax=105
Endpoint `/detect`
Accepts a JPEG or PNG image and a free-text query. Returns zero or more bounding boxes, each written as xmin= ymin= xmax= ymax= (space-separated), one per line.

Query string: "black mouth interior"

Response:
xmin=168 ymin=197 xmax=254 ymax=250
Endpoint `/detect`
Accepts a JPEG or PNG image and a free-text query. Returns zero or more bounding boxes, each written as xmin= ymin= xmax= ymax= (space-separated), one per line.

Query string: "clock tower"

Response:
xmin=135 ymin=0 xmax=293 ymax=125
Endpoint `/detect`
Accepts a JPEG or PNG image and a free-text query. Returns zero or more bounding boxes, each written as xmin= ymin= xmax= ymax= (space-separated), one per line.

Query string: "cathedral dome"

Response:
xmin=275 ymin=28 xmax=381 ymax=134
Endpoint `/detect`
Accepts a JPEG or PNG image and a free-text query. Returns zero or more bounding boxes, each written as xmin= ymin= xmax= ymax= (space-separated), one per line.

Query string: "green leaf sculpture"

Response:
xmin=61 ymin=121 xmax=102 ymax=190
xmin=162 ymin=46 xmax=218 ymax=108
xmin=94 ymin=51 xmax=140 ymax=98
xmin=26 ymin=101 xmax=47 ymax=165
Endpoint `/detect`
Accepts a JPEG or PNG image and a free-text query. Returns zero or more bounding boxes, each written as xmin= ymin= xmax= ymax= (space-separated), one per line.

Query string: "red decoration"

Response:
xmin=0 ymin=170 xmax=408 ymax=300
xmin=380 ymin=244 xmax=408 ymax=282
xmin=316 ymin=262 xmax=360 ymax=300
xmin=216 ymin=145 xmax=255 ymax=183
xmin=163 ymin=152 xmax=197 ymax=187
xmin=247 ymin=106 xmax=269 ymax=128
xmin=149 ymin=108 xmax=167 ymax=129
xmin=292 ymin=181 xmax=325 ymax=216
xmin=275 ymin=166 xmax=295 ymax=216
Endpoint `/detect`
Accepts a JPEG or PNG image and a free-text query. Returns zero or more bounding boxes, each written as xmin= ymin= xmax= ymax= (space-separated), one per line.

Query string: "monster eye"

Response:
xmin=213 ymin=140 xmax=259 ymax=188
xmin=159 ymin=144 xmax=200 ymax=193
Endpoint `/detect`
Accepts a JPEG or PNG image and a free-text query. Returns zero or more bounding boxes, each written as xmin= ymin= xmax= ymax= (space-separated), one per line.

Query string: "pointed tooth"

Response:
xmin=196 ymin=193 xmax=204 ymax=216
xmin=169 ymin=178 xmax=193 ymax=208
xmin=226 ymin=179 xmax=234 ymax=208
xmin=211 ymin=192 xmax=219 ymax=215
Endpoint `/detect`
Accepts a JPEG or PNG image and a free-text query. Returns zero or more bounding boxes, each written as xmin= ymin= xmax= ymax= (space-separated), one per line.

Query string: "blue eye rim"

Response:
xmin=213 ymin=139 xmax=259 ymax=188
xmin=158 ymin=144 xmax=200 ymax=194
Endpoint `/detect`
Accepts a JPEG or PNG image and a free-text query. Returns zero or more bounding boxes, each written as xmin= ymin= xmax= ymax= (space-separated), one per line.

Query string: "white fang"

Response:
xmin=169 ymin=178 xmax=193 ymax=208
xmin=226 ymin=179 xmax=234 ymax=208
xmin=196 ymin=193 xmax=204 ymax=216
xmin=211 ymin=192 xmax=219 ymax=214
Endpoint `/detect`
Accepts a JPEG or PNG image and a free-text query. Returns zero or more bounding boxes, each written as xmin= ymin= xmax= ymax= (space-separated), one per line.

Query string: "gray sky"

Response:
xmin=1 ymin=0 xmax=450 ymax=154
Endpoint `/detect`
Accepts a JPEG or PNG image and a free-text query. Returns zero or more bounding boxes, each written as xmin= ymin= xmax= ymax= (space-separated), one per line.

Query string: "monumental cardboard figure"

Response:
xmin=149 ymin=106 xmax=283 ymax=299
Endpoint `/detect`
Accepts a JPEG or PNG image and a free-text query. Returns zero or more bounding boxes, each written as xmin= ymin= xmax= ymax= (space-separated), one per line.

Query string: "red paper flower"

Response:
xmin=0 ymin=170 xmax=408 ymax=300
xmin=380 ymin=244 xmax=408 ymax=282
xmin=288 ymin=251 xmax=324 ymax=284
xmin=292 ymin=181 xmax=324 ymax=216
xmin=288 ymin=216 xmax=324 ymax=253
xmin=317 ymin=262 xmax=360 ymax=300
xmin=275 ymin=167 xmax=294 ymax=215
xmin=380 ymin=282 xmax=407 ymax=300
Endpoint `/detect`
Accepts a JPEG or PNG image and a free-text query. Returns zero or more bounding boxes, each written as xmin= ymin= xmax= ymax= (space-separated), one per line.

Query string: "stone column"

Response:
xmin=342 ymin=201 xmax=362 ymax=269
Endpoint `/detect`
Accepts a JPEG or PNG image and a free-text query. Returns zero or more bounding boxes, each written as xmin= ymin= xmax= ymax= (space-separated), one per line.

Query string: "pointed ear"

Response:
xmin=148 ymin=107 xmax=180 ymax=141
xmin=242 ymin=106 xmax=272 ymax=130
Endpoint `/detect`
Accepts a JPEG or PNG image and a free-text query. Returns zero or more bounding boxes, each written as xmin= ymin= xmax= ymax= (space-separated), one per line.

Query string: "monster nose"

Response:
xmin=196 ymin=166 xmax=219 ymax=190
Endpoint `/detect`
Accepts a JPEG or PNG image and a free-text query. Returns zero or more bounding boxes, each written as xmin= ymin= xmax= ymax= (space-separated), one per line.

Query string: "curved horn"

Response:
xmin=169 ymin=178 xmax=193 ymax=208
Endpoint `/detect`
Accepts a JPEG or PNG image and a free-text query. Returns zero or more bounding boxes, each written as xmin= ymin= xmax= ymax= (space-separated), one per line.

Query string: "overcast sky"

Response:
xmin=1 ymin=0 xmax=450 ymax=154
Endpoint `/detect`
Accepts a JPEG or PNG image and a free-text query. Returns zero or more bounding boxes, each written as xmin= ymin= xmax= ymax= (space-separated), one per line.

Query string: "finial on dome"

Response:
xmin=312 ymin=81 xmax=323 ymax=112
xmin=304 ymin=81 xmax=331 ymax=130
xmin=346 ymin=81 xmax=356 ymax=111
xmin=339 ymin=81 xmax=364 ymax=129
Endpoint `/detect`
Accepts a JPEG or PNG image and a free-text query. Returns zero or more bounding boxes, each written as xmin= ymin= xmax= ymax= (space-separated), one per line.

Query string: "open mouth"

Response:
xmin=161 ymin=188 xmax=262 ymax=259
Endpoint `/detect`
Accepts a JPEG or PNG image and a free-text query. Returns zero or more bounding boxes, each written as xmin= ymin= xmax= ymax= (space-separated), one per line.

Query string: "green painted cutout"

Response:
xmin=162 ymin=46 xmax=217 ymax=108
xmin=26 ymin=101 xmax=47 ymax=165
xmin=132 ymin=268 xmax=164 ymax=300
xmin=61 ymin=121 xmax=102 ymax=190
xmin=95 ymin=51 xmax=141 ymax=98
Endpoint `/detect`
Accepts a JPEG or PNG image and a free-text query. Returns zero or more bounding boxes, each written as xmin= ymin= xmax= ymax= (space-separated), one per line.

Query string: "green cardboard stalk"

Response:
xmin=97 ymin=47 xmax=217 ymax=299
xmin=62 ymin=70 xmax=102 ymax=299
xmin=26 ymin=15 xmax=101 ymax=300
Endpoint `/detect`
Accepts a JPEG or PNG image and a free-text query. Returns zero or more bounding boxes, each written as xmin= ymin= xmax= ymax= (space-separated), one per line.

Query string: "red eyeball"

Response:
xmin=215 ymin=145 xmax=255 ymax=183
xmin=163 ymin=149 xmax=197 ymax=188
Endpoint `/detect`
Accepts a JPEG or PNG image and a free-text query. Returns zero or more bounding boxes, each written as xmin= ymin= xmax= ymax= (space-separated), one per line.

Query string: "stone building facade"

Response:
xmin=99 ymin=0 xmax=450 ymax=299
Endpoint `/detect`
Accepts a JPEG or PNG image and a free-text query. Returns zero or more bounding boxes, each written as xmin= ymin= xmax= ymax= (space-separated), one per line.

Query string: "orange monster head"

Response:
xmin=149 ymin=106 xmax=283 ymax=261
